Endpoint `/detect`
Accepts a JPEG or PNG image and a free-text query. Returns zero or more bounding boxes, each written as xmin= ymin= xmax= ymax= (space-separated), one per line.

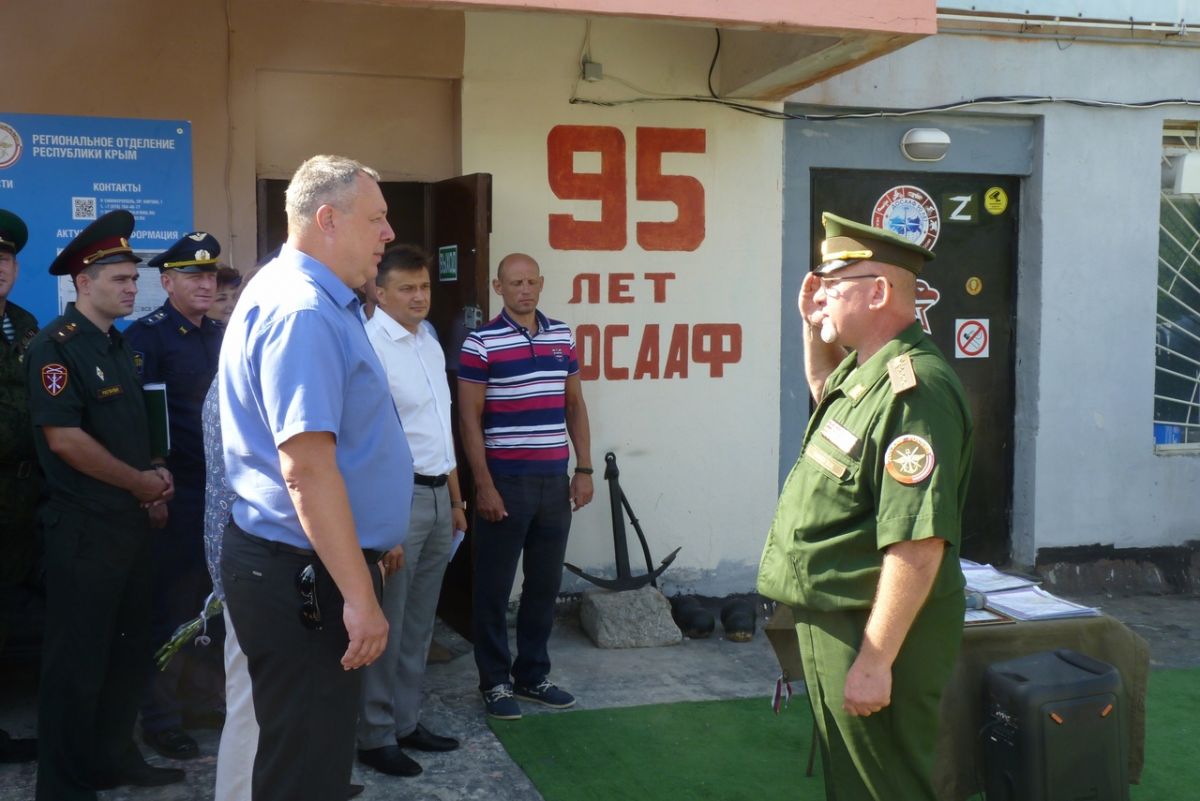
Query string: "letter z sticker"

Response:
xmin=884 ymin=434 xmax=935 ymax=485
xmin=42 ymin=363 xmax=68 ymax=396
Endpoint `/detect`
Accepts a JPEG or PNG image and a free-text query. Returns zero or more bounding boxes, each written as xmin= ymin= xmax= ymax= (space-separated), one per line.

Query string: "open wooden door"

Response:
xmin=426 ymin=173 xmax=492 ymax=639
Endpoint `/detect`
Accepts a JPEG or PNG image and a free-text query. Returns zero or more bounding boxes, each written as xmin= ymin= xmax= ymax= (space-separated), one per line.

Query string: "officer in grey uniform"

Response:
xmin=125 ymin=232 xmax=225 ymax=759
xmin=26 ymin=210 xmax=183 ymax=799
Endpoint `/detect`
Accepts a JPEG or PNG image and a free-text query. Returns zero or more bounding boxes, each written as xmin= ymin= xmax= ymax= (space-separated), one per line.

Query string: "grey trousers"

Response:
xmin=215 ymin=607 xmax=254 ymax=801
xmin=357 ymin=484 xmax=454 ymax=749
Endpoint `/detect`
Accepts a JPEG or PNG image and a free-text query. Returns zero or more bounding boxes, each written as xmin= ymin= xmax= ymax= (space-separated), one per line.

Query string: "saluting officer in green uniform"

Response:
xmin=758 ymin=212 xmax=973 ymax=801
xmin=25 ymin=210 xmax=184 ymax=799
xmin=0 ymin=208 xmax=40 ymax=764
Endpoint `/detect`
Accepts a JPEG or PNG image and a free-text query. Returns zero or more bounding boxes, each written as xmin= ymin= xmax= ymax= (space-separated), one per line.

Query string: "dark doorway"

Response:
xmin=255 ymin=174 xmax=492 ymax=637
xmin=811 ymin=170 xmax=1019 ymax=565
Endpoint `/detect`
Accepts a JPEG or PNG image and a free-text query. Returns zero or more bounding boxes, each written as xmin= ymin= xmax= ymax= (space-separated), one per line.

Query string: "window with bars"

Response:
xmin=1155 ymin=123 xmax=1200 ymax=452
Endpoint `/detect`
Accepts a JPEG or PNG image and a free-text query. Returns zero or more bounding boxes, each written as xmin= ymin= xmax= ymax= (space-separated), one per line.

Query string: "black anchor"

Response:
xmin=564 ymin=451 xmax=680 ymax=591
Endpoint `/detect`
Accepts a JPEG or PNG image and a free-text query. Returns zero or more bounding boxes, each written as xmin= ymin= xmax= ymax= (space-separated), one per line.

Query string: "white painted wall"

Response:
xmin=461 ymin=12 xmax=784 ymax=593
xmin=792 ymin=34 xmax=1200 ymax=559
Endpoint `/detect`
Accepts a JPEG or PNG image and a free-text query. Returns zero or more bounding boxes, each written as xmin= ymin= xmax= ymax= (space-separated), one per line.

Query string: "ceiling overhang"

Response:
xmin=319 ymin=1 xmax=937 ymax=99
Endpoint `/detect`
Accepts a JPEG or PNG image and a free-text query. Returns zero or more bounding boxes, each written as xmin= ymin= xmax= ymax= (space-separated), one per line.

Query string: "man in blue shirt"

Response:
xmin=218 ymin=154 xmax=412 ymax=801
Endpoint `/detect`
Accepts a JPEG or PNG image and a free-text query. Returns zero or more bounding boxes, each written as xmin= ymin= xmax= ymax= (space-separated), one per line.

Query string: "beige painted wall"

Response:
xmin=4 ymin=0 xmax=463 ymax=270
xmin=461 ymin=12 xmax=784 ymax=593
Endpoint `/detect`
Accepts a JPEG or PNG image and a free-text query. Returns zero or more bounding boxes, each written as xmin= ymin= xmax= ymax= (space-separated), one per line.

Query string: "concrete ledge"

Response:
xmin=1035 ymin=543 xmax=1200 ymax=596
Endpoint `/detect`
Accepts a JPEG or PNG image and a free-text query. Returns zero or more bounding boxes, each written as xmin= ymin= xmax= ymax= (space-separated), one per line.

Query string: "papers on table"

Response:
xmin=960 ymin=559 xmax=1037 ymax=593
xmin=959 ymin=559 xmax=1101 ymax=622
xmin=982 ymin=585 xmax=1100 ymax=621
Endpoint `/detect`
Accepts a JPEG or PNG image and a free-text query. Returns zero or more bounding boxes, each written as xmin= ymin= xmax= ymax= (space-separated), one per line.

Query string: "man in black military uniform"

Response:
xmin=0 ymin=208 xmax=40 ymax=764
xmin=26 ymin=210 xmax=183 ymax=799
xmin=125 ymin=232 xmax=226 ymax=759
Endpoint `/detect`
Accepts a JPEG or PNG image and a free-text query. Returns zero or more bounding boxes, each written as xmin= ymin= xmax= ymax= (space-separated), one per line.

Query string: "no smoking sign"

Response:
xmin=954 ymin=319 xmax=989 ymax=359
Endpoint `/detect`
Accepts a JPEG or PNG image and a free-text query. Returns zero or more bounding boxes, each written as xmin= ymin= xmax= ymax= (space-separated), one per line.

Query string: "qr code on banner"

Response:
xmin=72 ymin=197 xmax=97 ymax=220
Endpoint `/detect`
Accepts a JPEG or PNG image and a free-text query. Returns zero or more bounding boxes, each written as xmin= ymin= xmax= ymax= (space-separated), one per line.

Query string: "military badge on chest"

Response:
xmin=884 ymin=434 xmax=935 ymax=485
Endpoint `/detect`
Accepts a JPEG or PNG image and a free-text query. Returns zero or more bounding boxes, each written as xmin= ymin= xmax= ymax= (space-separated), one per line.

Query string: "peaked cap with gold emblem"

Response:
xmin=817 ymin=212 xmax=935 ymax=277
xmin=49 ymin=209 xmax=141 ymax=276
xmin=148 ymin=231 xmax=221 ymax=274
xmin=0 ymin=208 xmax=29 ymax=255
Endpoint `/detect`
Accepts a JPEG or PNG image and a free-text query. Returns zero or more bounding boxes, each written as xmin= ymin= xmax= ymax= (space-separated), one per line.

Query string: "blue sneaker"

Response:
xmin=482 ymin=683 xmax=522 ymax=720
xmin=513 ymin=679 xmax=575 ymax=709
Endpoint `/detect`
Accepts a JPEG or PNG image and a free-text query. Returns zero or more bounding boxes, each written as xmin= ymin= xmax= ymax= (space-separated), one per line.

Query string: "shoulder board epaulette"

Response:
xmin=142 ymin=310 xmax=168 ymax=326
xmin=51 ymin=321 xmax=81 ymax=343
xmin=887 ymin=353 xmax=918 ymax=395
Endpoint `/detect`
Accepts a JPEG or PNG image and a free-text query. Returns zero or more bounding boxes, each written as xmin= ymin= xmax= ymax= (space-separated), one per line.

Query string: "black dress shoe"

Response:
xmin=357 ymin=745 xmax=422 ymax=777
xmin=115 ymin=758 xmax=186 ymax=787
xmin=0 ymin=729 xmax=36 ymax=763
xmin=144 ymin=726 xmax=200 ymax=760
xmin=182 ymin=709 xmax=226 ymax=730
xmin=397 ymin=722 xmax=459 ymax=752
xmin=348 ymin=784 xmax=365 ymax=798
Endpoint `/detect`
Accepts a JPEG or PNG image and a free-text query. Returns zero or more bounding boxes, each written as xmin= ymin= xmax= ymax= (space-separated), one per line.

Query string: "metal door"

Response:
xmin=811 ymin=170 xmax=1018 ymax=564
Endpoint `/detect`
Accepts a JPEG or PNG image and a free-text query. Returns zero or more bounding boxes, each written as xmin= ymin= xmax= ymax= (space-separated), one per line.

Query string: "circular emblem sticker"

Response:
xmin=965 ymin=276 xmax=984 ymax=296
xmin=984 ymin=187 xmax=1008 ymax=215
xmin=0 ymin=122 xmax=23 ymax=170
xmin=872 ymin=185 xmax=940 ymax=251
xmin=884 ymin=434 xmax=935 ymax=485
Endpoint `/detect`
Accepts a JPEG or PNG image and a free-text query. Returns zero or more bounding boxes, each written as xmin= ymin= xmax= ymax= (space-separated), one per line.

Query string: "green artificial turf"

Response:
xmin=1129 ymin=667 xmax=1200 ymax=800
xmin=492 ymin=668 xmax=1200 ymax=801
xmin=491 ymin=695 xmax=825 ymax=801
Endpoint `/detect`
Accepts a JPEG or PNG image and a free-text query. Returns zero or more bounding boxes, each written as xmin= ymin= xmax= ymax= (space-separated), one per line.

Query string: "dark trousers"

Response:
xmin=142 ymin=479 xmax=225 ymax=733
xmin=472 ymin=473 xmax=571 ymax=690
xmin=221 ymin=524 xmax=381 ymax=801
xmin=36 ymin=501 xmax=153 ymax=801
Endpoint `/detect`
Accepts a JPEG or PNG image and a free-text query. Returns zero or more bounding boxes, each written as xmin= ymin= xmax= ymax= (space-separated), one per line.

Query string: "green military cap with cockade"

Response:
xmin=817 ymin=212 xmax=935 ymax=277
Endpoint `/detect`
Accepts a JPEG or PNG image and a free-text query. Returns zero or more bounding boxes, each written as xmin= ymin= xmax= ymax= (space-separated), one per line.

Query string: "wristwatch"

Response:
xmin=451 ymin=500 xmax=467 ymax=510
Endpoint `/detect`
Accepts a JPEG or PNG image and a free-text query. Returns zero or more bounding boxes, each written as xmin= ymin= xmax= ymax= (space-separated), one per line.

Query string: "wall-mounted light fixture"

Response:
xmin=900 ymin=128 xmax=951 ymax=162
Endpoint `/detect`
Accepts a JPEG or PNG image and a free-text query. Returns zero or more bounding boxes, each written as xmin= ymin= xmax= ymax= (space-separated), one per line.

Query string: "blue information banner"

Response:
xmin=0 ymin=113 xmax=193 ymax=327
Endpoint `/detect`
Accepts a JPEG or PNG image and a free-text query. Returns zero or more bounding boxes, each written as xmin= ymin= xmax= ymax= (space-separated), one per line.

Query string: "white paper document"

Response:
xmin=960 ymin=559 xmax=1038 ymax=594
xmin=449 ymin=529 xmax=466 ymax=562
xmin=984 ymin=585 xmax=1100 ymax=621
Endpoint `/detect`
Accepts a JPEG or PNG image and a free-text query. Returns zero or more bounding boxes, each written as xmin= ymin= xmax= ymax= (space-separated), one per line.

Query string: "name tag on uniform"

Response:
xmin=804 ymin=446 xmax=847 ymax=479
xmin=97 ymin=385 xmax=124 ymax=400
xmin=820 ymin=419 xmax=861 ymax=457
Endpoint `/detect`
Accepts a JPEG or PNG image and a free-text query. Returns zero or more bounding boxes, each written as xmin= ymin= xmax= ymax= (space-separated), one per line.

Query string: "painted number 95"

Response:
xmin=547 ymin=124 xmax=706 ymax=252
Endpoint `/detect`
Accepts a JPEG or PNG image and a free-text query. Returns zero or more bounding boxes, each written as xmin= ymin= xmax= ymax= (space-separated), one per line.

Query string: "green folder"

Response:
xmin=143 ymin=382 xmax=171 ymax=460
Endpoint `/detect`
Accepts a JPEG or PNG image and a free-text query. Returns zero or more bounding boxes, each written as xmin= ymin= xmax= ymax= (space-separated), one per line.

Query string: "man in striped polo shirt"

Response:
xmin=459 ymin=252 xmax=594 ymax=720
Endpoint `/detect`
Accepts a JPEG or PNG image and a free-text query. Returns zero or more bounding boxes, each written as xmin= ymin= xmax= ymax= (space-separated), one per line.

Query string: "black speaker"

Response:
xmin=983 ymin=649 xmax=1128 ymax=801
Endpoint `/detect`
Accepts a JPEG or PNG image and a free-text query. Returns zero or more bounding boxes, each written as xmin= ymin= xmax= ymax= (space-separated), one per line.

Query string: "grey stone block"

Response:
xmin=579 ymin=586 xmax=683 ymax=649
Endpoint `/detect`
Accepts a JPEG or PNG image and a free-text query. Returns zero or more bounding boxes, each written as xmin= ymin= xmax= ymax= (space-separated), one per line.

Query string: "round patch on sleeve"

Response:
xmin=41 ymin=363 xmax=69 ymax=397
xmin=884 ymin=434 xmax=935 ymax=485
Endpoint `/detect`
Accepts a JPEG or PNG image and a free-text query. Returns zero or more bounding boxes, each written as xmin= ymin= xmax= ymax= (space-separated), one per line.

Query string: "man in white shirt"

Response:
xmin=357 ymin=245 xmax=467 ymax=777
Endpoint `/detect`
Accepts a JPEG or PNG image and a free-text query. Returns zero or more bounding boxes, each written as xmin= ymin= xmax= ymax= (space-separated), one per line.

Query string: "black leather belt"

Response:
xmin=233 ymin=524 xmax=384 ymax=564
xmin=4 ymin=460 xmax=34 ymax=480
xmin=413 ymin=473 xmax=449 ymax=487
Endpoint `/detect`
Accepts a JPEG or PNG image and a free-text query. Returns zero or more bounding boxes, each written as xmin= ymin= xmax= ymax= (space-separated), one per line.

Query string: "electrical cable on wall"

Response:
xmin=571 ymin=23 xmax=1200 ymax=121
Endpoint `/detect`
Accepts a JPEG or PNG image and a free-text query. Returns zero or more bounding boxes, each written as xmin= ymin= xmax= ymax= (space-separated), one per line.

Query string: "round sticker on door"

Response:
xmin=872 ymin=185 xmax=940 ymax=251
xmin=984 ymin=187 xmax=1008 ymax=215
